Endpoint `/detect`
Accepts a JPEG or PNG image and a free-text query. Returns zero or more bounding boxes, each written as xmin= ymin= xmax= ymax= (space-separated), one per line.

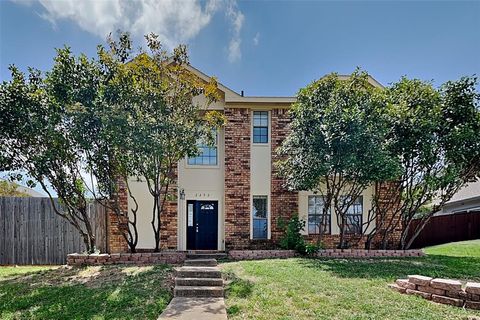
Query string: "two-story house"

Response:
xmin=107 ymin=65 xmax=401 ymax=253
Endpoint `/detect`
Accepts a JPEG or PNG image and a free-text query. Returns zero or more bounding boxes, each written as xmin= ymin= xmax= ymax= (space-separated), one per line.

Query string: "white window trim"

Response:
xmin=250 ymin=195 xmax=271 ymax=240
xmin=185 ymin=130 xmax=220 ymax=168
xmin=251 ymin=110 xmax=271 ymax=146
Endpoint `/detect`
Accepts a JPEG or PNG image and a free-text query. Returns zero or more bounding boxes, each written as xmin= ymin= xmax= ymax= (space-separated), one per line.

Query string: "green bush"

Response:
xmin=278 ymin=215 xmax=306 ymax=254
xmin=305 ymin=242 xmax=324 ymax=257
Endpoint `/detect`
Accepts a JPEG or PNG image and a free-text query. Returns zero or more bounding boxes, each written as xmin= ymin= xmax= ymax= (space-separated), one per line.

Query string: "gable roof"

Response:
xmin=184 ymin=64 xmax=384 ymax=105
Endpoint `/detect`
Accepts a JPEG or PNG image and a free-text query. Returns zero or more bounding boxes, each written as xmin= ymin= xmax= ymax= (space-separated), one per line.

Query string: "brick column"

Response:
xmin=160 ymin=166 xmax=178 ymax=250
xmin=270 ymin=108 xmax=298 ymax=242
xmin=224 ymin=107 xmax=251 ymax=249
xmin=373 ymin=181 xmax=403 ymax=249
xmin=107 ymin=179 xmax=129 ymax=253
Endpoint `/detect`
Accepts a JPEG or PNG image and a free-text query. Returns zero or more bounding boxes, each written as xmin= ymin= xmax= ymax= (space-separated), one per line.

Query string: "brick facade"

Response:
xmin=105 ymin=106 xmax=403 ymax=253
xmin=108 ymin=173 xmax=178 ymax=253
xmin=160 ymin=166 xmax=178 ymax=250
xmin=368 ymin=181 xmax=403 ymax=249
xmin=224 ymin=107 xmax=251 ymax=249
xmin=107 ymin=178 xmax=129 ymax=254
xmin=270 ymin=108 xmax=298 ymax=242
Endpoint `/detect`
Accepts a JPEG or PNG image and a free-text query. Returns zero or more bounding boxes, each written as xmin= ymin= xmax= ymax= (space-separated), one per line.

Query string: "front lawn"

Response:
xmin=0 ymin=264 xmax=173 ymax=319
xmin=221 ymin=240 xmax=480 ymax=319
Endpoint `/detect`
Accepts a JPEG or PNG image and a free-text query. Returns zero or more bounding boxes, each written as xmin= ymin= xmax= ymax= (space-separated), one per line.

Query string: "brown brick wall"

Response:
xmin=224 ymin=107 xmax=251 ymax=249
xmin=271 ymin=108 xmax=298 ymax=242
xmin=107 ymin=178 xmax=129 ymax=254
xmin=160 ymin=167 xmax=178 ymax=250
xmin=372 ymin=181 xmax=403 ymax=249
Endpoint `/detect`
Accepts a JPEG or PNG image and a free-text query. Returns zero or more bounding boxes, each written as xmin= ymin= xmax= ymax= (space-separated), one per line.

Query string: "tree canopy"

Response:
xmin=278 ymin=71 xmax=480 ymax=249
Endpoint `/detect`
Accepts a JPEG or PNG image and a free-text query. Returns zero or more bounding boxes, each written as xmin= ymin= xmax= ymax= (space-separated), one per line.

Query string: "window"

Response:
xmin=252 ymin=196 xmax=268 ymax=239
xmin=343 ymin=196 xmax=363 ymax=234
xmin=308 ymin=196 xmax=331 ymax=234
xmin=187 ymin=131 xmax=217 ymax=166
xmin=253 ymin=111 xmax=268 ymax=143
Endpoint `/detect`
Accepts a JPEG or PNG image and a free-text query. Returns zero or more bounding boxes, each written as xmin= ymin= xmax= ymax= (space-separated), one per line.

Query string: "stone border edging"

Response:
xmin=227 ymin=249 xmax=424 ymax=260
xmin=316 ymin=249 xmax=424 ymax=258
xmin=228 ymin=250 xmax=297 ymax=260
xmin=67 ymin=252 xmax=186 ymax=266
xmin=390 ymin=275 xmax=480 ymax=310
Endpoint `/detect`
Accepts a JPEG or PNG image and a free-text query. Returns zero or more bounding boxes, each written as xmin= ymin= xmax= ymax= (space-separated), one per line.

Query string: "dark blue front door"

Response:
xmin=186 ymin=200 xmax=218 ymax=250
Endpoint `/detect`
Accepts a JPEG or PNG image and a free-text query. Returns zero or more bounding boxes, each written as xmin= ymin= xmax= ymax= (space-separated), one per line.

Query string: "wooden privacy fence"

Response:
xmin=409 ymin=210 xmax=480 ymax=249
xmin=0 ymin=197 xmax=107 ymax=265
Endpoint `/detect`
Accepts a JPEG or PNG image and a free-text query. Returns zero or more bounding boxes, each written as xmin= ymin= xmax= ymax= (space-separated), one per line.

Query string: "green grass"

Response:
xmin=424 ymin=239 xmax=480 ymax=257
xmin=221 ymin=240 xmax=480 ymax=320
xmin=0 ymin=264 xmax=173 ymax=319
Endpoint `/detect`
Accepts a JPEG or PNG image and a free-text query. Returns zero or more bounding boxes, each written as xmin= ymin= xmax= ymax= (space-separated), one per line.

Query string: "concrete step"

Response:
xmin=187 ymin=253 xmax=227 ymax=260
xmin=187 ymin=250 xmax=224 ymax=254
xmin=174 ymin=286 xmax=224 ymax=298
xmin=175 ymin=266 xmax=222 ymax=279
xmin=184 ymin=259 xmax=217 ymax=267
xmin=175 ymin=277 xmax=224 ymax=287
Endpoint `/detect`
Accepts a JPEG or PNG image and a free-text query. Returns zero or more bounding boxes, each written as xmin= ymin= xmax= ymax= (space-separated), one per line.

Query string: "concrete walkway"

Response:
xmin=158 ymin=297 xmax=227 ymax=320
xmin=158 ymin=252 xmax=227 ymax=320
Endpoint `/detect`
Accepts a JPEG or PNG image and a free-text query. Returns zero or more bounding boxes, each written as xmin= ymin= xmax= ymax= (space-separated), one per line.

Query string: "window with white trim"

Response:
xmin=252 ymin=196 xmax=268 ymax=239
xmin=253 ymin=111 xmax=268 ymax=143
xmin=187 ymin=131 xmax=218 ymax=165
xmin=308 ymin=196 xmax=331 ymax=234
xmin=343 ymin=196 xmax=363 ymax=234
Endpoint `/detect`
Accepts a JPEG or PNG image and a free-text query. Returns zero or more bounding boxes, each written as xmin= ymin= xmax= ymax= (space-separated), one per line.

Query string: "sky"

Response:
xmin=1 ymin=0 xmax=479 ymax=97
xmin=1 ymin=0 xmax=479 ymax=195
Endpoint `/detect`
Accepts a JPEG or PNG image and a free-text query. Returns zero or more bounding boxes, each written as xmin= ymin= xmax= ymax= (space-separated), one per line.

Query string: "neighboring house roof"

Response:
xmin=184 ymin=64 xmax=383 ymax=105
xmin=447 ymin=180 xmax=480 ymax=204
xmin=435 ymin=180 xmax=480 ymax=215
xmin=0 ymin=178 xmax=46 ymax=197
xmin=15 ymin=185 xmax=45 ymax=197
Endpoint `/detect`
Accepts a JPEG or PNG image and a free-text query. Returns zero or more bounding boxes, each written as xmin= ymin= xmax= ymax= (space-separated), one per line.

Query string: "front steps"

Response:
xmin=173 ymin=253 xmax=224 ymax=298
xmin=186 ymin=253 xmax=227 ymax=260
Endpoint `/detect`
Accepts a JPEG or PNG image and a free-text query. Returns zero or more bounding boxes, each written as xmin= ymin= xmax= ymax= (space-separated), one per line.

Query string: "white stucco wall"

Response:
xmin=250 ymin=109 xmax=272 ymax=239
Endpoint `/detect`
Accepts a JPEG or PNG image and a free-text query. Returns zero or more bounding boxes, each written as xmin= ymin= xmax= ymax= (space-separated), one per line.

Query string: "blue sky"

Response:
xmin=1 ymin=0 xmax=479 ymax=97
xmin=1 ymin=0 xmax=479 ymax=195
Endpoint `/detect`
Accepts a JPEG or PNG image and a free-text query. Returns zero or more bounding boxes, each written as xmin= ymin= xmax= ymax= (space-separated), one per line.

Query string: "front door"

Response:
xmin=186 ymin=200 xmax=218 ymax=250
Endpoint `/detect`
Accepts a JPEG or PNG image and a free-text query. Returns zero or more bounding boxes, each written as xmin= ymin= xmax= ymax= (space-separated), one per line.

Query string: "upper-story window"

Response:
xmin=253 ymin=111 xmax=268 ymax=143
xmin=187 ymin=131 xmax=218 ymax=166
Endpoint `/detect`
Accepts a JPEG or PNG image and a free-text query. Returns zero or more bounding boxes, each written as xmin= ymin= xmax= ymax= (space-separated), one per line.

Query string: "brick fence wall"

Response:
xmin=67 ymin=252 xmax=186 ymax=266
xmin=390 ymin=275 xmax=480 ymax=310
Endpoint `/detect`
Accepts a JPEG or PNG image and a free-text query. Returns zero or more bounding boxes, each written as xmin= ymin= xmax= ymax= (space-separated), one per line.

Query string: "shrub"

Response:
xmin=305 ymin=242 xmax=324 ymax=257
xmin=278 ymin=215 xmax=306 ymax=254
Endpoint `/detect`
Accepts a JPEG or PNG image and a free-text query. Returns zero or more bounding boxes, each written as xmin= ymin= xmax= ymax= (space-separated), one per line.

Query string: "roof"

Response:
xmin=184 ymin=64 xmax=384 ymax=105
xmin=446 ymin=180 xmax=480 ymax=204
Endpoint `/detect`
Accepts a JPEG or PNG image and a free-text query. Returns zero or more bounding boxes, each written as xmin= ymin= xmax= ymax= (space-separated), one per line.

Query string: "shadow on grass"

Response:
xmin=0 ymin=264 xmax=173 ymax=319
xmin=299 ymin=254 xmax=480 ymax=281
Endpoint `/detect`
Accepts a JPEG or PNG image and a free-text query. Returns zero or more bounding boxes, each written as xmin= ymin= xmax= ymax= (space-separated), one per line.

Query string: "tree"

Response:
xmin=94 ymin=34 xmax=225 ymax=251
xmin=0 ymin=66 xmax=98 ymax=253
xmin=385 ymin=77 xmax=480 ymax=249
xmin=277 ymin=70 xmax=400 ymax=248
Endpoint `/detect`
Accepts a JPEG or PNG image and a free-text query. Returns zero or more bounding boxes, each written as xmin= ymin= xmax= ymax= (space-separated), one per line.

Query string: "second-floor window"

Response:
xmin=253 ymin=111 xmax=268 ymax=143
xmin=187 ymin=131 xmax=218 ymax=166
